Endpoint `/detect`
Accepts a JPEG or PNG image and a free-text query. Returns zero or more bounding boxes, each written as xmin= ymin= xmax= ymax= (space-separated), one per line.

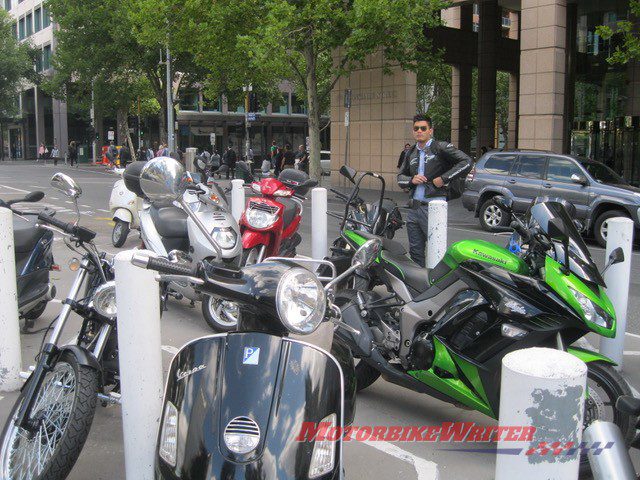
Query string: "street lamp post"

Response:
xmin=243 ymin=84 xmax=252 ymax=162
xmin=165 ymin=46 xmax=175 ymax=153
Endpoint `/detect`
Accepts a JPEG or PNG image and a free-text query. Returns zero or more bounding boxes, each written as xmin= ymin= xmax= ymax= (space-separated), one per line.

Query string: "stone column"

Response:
xmin=518 ymin=1 xmax=567 ymax=152
xmin=507 ymin=73 xmax=519 ymax=149
xmin=477 ymin=0 xmax=501 ymax=152
xmin=52 ymin=99 xmax=68 ymax=156
xmin=451 ymin=4 xmax=474 ymax=154
xmin=34 ymin=86 xmax=45 ymax=150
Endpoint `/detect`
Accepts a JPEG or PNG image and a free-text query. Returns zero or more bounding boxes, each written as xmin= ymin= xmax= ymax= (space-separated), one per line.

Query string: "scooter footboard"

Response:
xmin=157 ymin=332 xmax=344 ymax=480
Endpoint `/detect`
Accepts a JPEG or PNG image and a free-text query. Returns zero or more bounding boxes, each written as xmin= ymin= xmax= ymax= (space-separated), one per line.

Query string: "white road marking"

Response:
xmin=65 ymin=201 xmax=73 ymax=204
xmin=626 ymin=332 xmax=640 ymax=340
xmin=0 ymin=184 xmax=29 ymax=193
xmin=50 ymin=197 xmax=59 ymax=200
xmin=362 ymin=440 xmax=439 ymax=480
xmin=81 ymin=204 xmax=92 ymax=208
xmin=0 ymin=396 xmax=3 ymax=402
xmin=161 ymin=345 xmax=179 ymax=355
xmin=624 ymin=351 xmax=640 ymax=356
xmin=98 ymin=208 xmax=111 ymax=213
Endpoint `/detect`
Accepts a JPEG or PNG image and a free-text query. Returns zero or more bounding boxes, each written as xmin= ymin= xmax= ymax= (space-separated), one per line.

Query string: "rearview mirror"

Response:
xmin=339 ymin=165 xmax=357 ymax=184
xmin=24 ymin=191 xmax=45 ymax=203
xmin=51 ymin=173 xmax=82 ymax=198
xmin=196 ymin=157 xmax=207 ymax=171
xmin=352 ymin=239 xmax=382 ymax=267
xmin=492 ymin=195 xmax=513 ymax=213
xmin=139 ymin=156 xmax=187 ymax=204
xmin=602 ymin=246 xmax=625 ymax=276
xmin=571 ymin=173 xmax=588 ymax=186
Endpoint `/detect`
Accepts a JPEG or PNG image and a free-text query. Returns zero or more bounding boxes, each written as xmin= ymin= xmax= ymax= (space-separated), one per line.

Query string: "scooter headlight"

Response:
xmin=224 ymin=416 xmax=261 ymax=454
xmin=569 ymin=287 xmax=613 ymax=329
xmin=309 ymin=413 xmax=337 ymax=478
xmin=276 ymin=268 xmax=326 ymax=334
xmin=92 ymin=281 xmax=117 ymax=320
xmin=159 ymin=401 xmax=178 ymax=466
xmin=245 ymin=207 xmax=278 ymax=229
xmin=211 ymin=226 xmax=237 ymax=249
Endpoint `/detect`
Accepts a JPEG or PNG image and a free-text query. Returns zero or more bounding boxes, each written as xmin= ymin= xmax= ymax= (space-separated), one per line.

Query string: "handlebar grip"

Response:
xmin=38 ymin=212 xmax=74 ymax=234
xmin=145 ymin=256 xmax=199 ymax=276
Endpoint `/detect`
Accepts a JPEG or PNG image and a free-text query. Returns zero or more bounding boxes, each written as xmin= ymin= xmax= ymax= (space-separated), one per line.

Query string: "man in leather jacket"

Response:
xmin=397 ymin=114 xmax=472 ymax=267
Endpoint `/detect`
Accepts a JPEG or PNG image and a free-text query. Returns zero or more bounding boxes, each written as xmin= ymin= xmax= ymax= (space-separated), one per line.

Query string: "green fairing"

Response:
xmin=444 ymin=240 xmax=530 ymax=275
xmin=567 ymin=346 xmax=617 ymax=366
xmin=409 ymin=338 xmax=495 ymax=418
xmin=544 ymin=257 xmax=617 ymax=338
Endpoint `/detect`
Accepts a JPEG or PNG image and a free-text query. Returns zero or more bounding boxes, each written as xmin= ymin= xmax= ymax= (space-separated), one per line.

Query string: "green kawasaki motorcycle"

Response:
xmin=327 ymin=170 xmax=635 ymax=471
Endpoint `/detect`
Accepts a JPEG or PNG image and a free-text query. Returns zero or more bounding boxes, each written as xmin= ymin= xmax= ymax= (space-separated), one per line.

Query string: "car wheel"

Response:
xmin=479 ymin=198 xmax=510 ymax=232
xmin=594 ymin=210 xmax=630 ymax=247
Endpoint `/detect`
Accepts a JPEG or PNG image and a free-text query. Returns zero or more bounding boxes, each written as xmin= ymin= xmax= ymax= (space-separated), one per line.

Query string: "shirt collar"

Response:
xmin=416 ymin=139 xmax=433 ymax=152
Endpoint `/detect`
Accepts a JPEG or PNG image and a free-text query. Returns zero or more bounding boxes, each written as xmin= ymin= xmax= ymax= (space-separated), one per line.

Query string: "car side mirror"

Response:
xmin=492 ymin=195 xmax=513 ymax=214
xmin=602 ymin=247 xmax=625 ymax=276
xmin=339 ymin=165 xmax=357 ymax=184
xmin=571 ymin=173 xmax=588 ymax=186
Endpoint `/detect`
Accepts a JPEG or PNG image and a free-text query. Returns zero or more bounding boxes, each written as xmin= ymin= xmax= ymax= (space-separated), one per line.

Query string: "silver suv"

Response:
xmin=462 ymin=150 xmax=640 ymax=246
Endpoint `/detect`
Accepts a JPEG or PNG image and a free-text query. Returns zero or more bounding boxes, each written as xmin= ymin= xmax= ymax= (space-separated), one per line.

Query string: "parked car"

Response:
xmin=320 ymin=150 xmax=331 ymax=176
xmin=462 ymin=149 xmax=640 ymax=246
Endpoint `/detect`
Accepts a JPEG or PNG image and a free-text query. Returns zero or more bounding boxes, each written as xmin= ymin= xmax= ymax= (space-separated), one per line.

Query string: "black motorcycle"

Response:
xmin=1 ymin=191 xmax=57 ymax=329
xmin=0 ymin=173 xmax=121 ymax=480
xmin=129 ymin=156 xmax=382 ymax=479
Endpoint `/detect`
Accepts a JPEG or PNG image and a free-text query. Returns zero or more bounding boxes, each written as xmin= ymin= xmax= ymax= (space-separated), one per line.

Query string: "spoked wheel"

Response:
xmin=579 ymin=362 xmax=635 ymax=477
xmin=202 ymin=296 xmax=241 ymax=332
xmin=0 ymin=353 xmax=99 ymax=480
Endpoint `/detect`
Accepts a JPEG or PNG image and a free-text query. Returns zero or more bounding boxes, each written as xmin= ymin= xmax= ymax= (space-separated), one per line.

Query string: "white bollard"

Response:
xmin=115 ymin=250 xmax=164 ymax=480
xmin=185 ymin=147 xmax=197 ymax=173
xmin=495 ymin=347 xmax=587 ymax=480
xmin=600 ymin=217 xmax=634 ymax=370
xmin=231 ymin=178 xmax=245 ymax=222
xmin=0 ymin=208 xmax=22 ymax=391
xmin=427 ymin=199 xmax=448 ymax=271
xmin=311 ymin=187 xmax=328 ymax=260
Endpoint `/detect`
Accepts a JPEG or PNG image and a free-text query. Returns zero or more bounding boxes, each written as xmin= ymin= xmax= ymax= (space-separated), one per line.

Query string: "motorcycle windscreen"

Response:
xmin=157 ymin=331 xmax=344 ymax=480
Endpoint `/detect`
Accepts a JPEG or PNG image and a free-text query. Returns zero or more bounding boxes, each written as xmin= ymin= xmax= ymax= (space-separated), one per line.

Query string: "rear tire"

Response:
xmin=479 ymin=198 xmax=510 ymax=232
xmin=593 ymin=210 xmax=629 ymax=247
xmin=0 ymin=352 xmax=99 ymax=480
xmin=111 ymin=220 xmax=130 ymax=248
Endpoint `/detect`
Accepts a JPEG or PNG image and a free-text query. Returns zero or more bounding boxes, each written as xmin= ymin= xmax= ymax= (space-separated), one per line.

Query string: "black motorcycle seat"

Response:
xmin=150 ymin=205 xmax=188 ymax=238
xmin=383 ymin=253 xmax=430 ymax=294
xmin=354 ymin=231 xmax=407 ymax=256
xmin=278 ymin=198 xmax=298 ymax=229
xmin=13 ymin=215 xmax=46 ymax=253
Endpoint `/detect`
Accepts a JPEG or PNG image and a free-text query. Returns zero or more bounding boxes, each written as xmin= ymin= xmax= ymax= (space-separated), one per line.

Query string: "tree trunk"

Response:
xmin=303 ymin=45 xmax=322 ymax=183
xmin=0 ymin=122 xmax=4 ymax=162
xmin=158 ymin=97 xmax=167 ymax=144
xmin=116 ymin=108 xmax=129 ymax=146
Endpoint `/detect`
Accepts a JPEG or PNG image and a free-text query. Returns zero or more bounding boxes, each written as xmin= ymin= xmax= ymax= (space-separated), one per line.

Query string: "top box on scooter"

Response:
xmin=123 ymin=161 xmax=147 ymax=198
xmin=278 ymin=169 xmax=317 ymax=196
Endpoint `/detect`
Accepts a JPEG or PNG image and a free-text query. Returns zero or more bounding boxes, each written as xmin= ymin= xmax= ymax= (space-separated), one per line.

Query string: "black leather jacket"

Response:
xmin=397 ymin=140 xmax=472 ymax=200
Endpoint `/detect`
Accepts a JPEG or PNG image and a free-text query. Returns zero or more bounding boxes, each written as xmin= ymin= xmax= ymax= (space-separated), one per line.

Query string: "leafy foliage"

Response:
xmin=596 ymin=1 xmax=640 ymax=64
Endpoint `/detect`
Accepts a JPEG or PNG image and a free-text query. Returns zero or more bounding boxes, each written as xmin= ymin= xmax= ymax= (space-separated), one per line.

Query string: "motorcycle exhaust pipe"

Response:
xmin=584 ymin=420 xmax=636 ymax=480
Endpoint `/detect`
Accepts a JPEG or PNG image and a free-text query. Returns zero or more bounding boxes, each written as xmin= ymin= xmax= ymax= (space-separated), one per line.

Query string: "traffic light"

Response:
xmin=249 ymin=93 xmax=259 ymax=112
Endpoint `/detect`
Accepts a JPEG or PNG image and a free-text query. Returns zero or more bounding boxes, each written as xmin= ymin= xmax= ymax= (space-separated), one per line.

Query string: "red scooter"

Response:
xmin=240 ymin=169 xmax=316 ymax=264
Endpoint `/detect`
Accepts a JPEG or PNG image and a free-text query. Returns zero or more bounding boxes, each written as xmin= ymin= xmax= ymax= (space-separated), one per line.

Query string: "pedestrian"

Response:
xmin=397 ymin=114 xmax=472 ymax=267
xmin=397 ymin=143 xmax=411 ymax=169
xmin=156 ymin=143 xmax=167 ymax=157
xmin=107 ymin=141 xmax=118 ymax=165
xmin=51 ymin=145 xmax=60 ymax=166
xmin=120 ymin=144 xmax=131 ymax=168
xmin=269 ymin=140 xmax=278 ymax=160
xmin=273 ymin=146 xmax=284 ymax=176
xmin=68 ymin=141 xmax=78 ymax=168
xmin=38 ymin=143 xmax=47 ymax=162
xmin=281 ymin=143 xmax=295 ymax=171
xmin=294 ymin=144 xmax=307 ymax=171
xmin=223 ymin=145 xmax=237 ymax=179
xmin=247 ymin=147 xmax=254 ymax=163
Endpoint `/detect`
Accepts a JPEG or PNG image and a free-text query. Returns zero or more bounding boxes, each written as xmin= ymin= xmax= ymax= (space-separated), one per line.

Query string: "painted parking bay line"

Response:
xmin=362 ymin=440 xmax=439 ymax=480
xmin=0 ymin=184 xmax=29 ymax=193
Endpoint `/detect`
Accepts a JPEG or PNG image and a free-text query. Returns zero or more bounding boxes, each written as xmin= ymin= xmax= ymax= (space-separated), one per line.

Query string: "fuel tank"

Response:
xmin=442 ymin=239 xmax=529 ymax=276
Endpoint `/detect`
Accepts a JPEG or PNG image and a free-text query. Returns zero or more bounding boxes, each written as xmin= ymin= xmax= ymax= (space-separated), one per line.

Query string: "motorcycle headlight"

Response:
xmin=276 ymin=268 xmax=326 ymax=334
xmin=159 ymin=401 xmax=178 ymax=466
xmin=569 ymin=287 xmax=613 ymax=329
xmin=92 ymin=281 xmax=117 ymax=320
xmin=245 ymin=207 xmax=278 ymax=229
xmin=212 ymin=227 xmax=237 ymax=249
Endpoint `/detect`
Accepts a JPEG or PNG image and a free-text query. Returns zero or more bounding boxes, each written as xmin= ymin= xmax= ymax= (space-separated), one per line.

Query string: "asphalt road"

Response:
xmin=0 ymin=162 xmax=639 ymax=479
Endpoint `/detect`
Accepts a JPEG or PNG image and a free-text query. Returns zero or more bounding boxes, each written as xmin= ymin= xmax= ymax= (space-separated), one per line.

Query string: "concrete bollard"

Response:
xmin=495 ymin=347 xmax=587 ymax=480
xmin=115 ymin=250 xmax=164 ymax=480
xmin=584 ymin=421 xmax=636 ymax=480
xmin=427 ymin=199 xmax=447 ymax=271
xmin=185 ymin=147 xmax=197 ymax=173
xmin=311 ymin=187 xmax=328 ymax=260
xmin=231 ymin=179 xmax=245 ymax=222
xmin=600 ymin=217 xmax=634 ymax=370
xmin=0 ymin=208 xmax=22 ymax=391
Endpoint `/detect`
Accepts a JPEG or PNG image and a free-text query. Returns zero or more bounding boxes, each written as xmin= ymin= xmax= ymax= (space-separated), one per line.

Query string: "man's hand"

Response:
xmin=432 ymin=177 xmax=444 ymax=188
xmin=412 ymin=174 xmax=428 ymax=185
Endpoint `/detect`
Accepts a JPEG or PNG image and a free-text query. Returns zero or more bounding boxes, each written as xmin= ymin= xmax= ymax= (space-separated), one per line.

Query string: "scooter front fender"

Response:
xmin=112 ymin=208 xmax=133 ymax=224
xmin=157 ymin=332 xmax=345 ymax=479
xmin=241 ymin=230 xmax=271 ymax=251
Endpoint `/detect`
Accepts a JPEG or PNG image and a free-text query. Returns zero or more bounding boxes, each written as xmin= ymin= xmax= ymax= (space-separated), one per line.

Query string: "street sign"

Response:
xmin=247 ymin=113 xmax=258 ymax=122
xmin=344 ymin=89 xmax=352 ymax=108
xmin=107 ymin=130 xmax=115 ymax=141
xmin=344 ymin=111 xmax=350 ymax=127
xmin=210 ymin=133 xmax=216 ymax=147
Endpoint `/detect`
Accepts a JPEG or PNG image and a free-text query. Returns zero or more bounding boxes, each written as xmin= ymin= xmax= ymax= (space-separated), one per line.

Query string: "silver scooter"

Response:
xmin=122 ymin=160 xmax=243 ymax=331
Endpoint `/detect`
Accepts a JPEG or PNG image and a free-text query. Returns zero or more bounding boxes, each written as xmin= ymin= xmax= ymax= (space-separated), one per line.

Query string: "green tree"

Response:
xmin=0 ymin=10 xmax=38 ymax=160
xmin=596 ymin=2 xmax=640 ymax=64
xmin=131 ymin=0 xmax=446 ymax=179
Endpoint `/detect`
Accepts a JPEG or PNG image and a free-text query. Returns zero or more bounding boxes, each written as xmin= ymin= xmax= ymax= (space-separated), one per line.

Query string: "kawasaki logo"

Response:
xmin=472 ymin=249 xmax=507 ymax=265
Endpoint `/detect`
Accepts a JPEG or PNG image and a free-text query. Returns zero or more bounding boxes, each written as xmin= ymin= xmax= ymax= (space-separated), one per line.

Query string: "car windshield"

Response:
xmin=528 ymin=200 xmax=605 ymax=286
xmin=578 ymin=159 xmax=627 ymax=185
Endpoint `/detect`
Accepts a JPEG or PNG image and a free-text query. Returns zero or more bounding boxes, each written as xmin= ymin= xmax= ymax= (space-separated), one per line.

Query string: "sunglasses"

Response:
xmin=413 ymin=126 xmax=429 ymax=132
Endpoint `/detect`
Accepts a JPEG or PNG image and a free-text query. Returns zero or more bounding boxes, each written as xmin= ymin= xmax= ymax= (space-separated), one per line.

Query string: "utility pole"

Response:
xmin=166 ymin=46 xmax=175 ymax=153
xmin=242 ymin=84 xmax=252 ymax=162
xmin=343 ymin=87 xmax=352 ymax=189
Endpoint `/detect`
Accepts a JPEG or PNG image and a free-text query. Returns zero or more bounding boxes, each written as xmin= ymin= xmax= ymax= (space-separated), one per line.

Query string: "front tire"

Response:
xmin=111 ymin=219 xmax=130 ymax=248
xmin=593 ymin=210 xmax=630 ymax=247
xmin=0 ymin=352 xmax=100 ymax=480
xmin=479 ymin=198 xmax=510 ymax=232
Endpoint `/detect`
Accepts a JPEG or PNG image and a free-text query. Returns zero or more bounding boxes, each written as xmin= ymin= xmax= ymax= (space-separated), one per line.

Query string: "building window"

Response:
xmin=34 ymin=7 xmax=41 ymax=32
xmin=35 ymin=50 xmax=43 ymax=72
xmin=43 ymin=45 xmax=51 ymax=70
xmin=291 ymin=93 xmax=307 ymax=114
xmin=18 ymin=16 xmax=25 ymax=39
xmin=178 ymin=90 xmax=199 ymax=111
xmin=25 ymin=12 xmax=32 ymax=36
xmin=271 ymin=93 xmax=289 ymax=114
xmin=4 ymin=0 xmax=11 ymax=11
xmin=12 ymin=21 xmax=17 ymax=39
xmin=42 ymin=5 xmax=50 ymax=28
xmin=202 ymin=94 xmax=221 ymax=112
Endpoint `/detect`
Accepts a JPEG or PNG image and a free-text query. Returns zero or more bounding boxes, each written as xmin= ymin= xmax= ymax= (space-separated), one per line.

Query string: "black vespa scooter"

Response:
xmin=130 ymin=156 xmax=381 ymax=480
